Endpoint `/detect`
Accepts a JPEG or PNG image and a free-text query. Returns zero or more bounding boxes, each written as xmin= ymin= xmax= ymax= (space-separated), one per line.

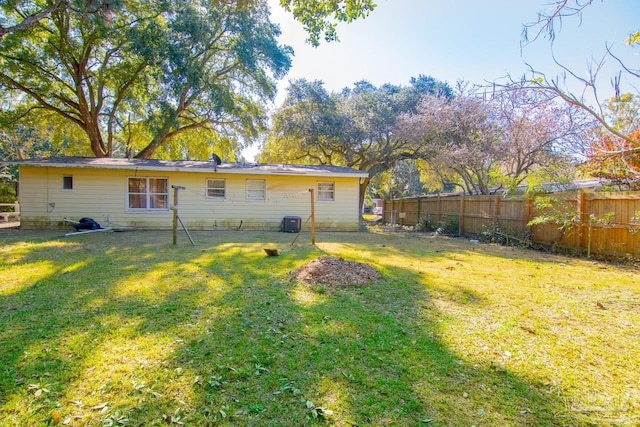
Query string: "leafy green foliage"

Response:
xmin=260 ymin=76 xmax=452 ymax=207
xmin=278 ymin=0 xmax=376 ymax=46
xmin=1 ymin=0 xmax=382 ymax=159
xmin=0 ymin=180 xmax=17 ymax=203
xmin=416 ymin=215 xmax=437 ymax=232
xmin=0 ymin=111 xmax=91 ymax=163
xmin=369 ymin=159 xmax=427 ymax=199
xmin=2 ymin=1 xmax=378 ymax=47
xmin=527 ymin=196 xmax=579 ymax=228
xmin=0 ymin=0 xmax=292 ymax=159
xmin=441 ymin=215 xmax=460 ymax=235
xmin=527 ymin=195 xmax=580 ymax=251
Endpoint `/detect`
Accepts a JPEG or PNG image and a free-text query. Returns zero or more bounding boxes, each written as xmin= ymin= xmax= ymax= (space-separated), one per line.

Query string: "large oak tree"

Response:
xmin=1 ymin=1 xmax=376 ymax=45
xmin=259 ymin=76 xmax=453 ymax=208
xmin=1 ymin=0 xmax=293 ymax=159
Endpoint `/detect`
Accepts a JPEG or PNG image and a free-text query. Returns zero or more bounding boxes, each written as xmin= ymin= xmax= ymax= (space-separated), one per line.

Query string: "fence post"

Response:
xmin=525 ymin=194 xmax=534 ymax=241
xmin=384 ymin=200 xmax=389 ymax=223
xmin=577 ymin=190 xmax=587 ymax=252
xmin=437 ymin=194 xmax=442 ymax=226
xmin=392 ymin=198 xmax=395 ymax=225
xmin=494 ymin=195 xmax=501 ymax=229
xmin=459 ymin=193 xmax=465 ymax=236
xmin=417 ymin=196 xmax=422 ymax=225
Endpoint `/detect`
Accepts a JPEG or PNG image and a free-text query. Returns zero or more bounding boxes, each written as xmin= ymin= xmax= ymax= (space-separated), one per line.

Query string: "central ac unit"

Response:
xmin=282 ymin=216 xmax=301 ymax=233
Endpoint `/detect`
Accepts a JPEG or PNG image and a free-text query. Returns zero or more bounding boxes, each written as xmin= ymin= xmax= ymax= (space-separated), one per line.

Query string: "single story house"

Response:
xmin=5 ymin=157 xmax=368 ymax=231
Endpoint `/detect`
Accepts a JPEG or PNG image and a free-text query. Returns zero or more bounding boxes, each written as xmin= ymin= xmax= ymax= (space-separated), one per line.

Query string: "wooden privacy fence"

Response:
xmin=383 ymin=191 xmax=640 ymax=259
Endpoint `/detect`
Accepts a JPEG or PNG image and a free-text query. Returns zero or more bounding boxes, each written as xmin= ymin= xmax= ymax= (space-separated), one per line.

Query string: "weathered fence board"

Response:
xmin=383 ymin=191 xmax=640 ymax=259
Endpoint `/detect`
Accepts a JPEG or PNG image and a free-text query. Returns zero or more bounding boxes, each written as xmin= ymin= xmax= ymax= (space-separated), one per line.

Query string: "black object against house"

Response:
xmin=210 ymin=153 xmax=222 ymax=165
xmin=73 ymin=217 xmax=102 ymax=231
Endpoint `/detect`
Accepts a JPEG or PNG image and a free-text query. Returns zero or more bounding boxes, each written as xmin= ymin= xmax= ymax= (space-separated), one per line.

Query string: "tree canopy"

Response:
xmin=277 ymin=0 xmax=376 ymax=46
xmin=582 ymin=94 xmax=640 ymax=186
xmin=0 ymin=0 xmax=378 ymax=160
xmin=395 ymin=87 xmax=591 ymax=195
xmin=0 ymin=0 xmax=292 ymax=159
xmin=259 ymin=76 xmax=453 ymax=206
xmin=1 ymin=1 xmax=377 ymax=44
xmin=397 ymin=93 xmax=503 ymax=195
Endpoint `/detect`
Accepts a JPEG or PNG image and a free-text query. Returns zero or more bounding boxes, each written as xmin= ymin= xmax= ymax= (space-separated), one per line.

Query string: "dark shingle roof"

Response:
xmin=4 ymin=157 xmax=368 ymax=178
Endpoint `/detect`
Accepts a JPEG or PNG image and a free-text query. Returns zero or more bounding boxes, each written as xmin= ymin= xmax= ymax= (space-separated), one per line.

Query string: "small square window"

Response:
xmin=206 ymin=179 xmax=226 ymax=199
xmin=63 ymin=176 xmax=73 ymax=190
xmin=318 ymin=182 xmax=335 ymax=201
xmin=246 ymin=179 xmax=266 ymax=201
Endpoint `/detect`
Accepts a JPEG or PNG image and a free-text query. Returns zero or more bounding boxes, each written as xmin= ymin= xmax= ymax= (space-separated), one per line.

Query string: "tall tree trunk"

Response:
xmin=85 ymin=121 xmax=109 ymax=157
xmin=358 ymin=176 xmax=370 ymax=217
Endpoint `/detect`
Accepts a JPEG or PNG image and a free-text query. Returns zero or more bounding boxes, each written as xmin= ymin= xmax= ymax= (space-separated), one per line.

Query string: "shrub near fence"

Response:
xmin=383 ymin=190 xmax=640 ymax=259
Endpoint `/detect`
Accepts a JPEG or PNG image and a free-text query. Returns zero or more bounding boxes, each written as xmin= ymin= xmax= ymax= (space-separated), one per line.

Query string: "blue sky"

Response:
xmin=268 ymin=0 xmax=639 ymax=101
xmin=243 ymin=0 xmax=639 ymax=160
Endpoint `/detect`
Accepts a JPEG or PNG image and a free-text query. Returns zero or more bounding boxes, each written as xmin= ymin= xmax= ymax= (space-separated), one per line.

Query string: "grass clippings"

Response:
xmin=0 ymin=229 xmax=638 ymax=426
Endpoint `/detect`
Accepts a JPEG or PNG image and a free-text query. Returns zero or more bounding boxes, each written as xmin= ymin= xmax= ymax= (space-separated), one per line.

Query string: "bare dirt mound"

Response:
xmin=292 ymin=256 xmax=381 ymax=287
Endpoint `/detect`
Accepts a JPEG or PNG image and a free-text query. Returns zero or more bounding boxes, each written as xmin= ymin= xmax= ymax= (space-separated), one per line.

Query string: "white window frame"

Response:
xmin=127 ymin=177 xmax=169 ymax=211
xmin=62 ymin=175 xmax=74 ymax=191
xmin=246 ymin=179 xmax=266 ymax=201
xmin=206 ymin=178 xmax=226 ymax=200
xmin=317 ymin=181 xmax=335 ymax=201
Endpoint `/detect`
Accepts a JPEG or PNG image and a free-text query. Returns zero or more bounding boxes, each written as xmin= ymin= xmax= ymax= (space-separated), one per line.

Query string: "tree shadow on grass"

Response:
xmin=0 ymin=231 xmax=211 ymax=421
xmin=0 ymin=230 xmax=317 ymax=424
xmin=161 ymin=234 xmax=579 ymax=426
xmin=0 ymin=230 xmax=583 ymax=425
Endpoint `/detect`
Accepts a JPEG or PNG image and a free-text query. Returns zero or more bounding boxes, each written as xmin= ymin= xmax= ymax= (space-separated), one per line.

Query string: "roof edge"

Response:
xmin=3 ymin=157 xmax=369 ymax=178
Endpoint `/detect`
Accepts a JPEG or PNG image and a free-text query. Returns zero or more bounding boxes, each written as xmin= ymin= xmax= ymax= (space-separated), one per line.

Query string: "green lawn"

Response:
xmin=1 ymin=229 xmax=638 ymax=426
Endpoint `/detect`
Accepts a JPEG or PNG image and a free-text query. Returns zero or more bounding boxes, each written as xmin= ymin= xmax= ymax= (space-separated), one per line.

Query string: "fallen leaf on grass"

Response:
xmin=90 ymin=403 xmax=108 ymax=411
xmin=63 ymin=415 xmax=83 ymax=425
xmin=519 ymin=325 xmax=536 ymax=334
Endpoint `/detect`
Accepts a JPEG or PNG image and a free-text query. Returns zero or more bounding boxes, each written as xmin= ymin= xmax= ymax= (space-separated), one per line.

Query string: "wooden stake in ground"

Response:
xmin=171 ymin=185 xmax=194 ymax=246
xmin=172 ymin=185 xmax=183 ymax=245
xmin=309 ymin=188 xmax=316 ymax=245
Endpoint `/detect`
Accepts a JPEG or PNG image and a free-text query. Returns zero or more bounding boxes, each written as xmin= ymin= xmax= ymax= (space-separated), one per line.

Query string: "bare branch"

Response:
xmin=0 ymin=0 xmax=65 ymax=39
xmin=606 ymin=42 xmax=640 ymax=80
xmin=521 ymin=0 xmax=596 ymax=49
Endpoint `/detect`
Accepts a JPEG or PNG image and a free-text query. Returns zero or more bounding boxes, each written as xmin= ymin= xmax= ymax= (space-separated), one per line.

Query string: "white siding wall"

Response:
xmin=19 ymin=167 xmax=361 ymax=231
